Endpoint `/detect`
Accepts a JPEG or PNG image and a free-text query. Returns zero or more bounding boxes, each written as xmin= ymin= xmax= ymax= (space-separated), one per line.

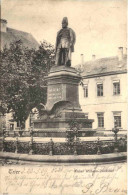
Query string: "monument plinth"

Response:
xmin=46 ymin=66 xmax=81 ymax=110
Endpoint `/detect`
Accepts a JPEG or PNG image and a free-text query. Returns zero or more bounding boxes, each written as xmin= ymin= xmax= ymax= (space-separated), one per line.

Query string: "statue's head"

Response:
xmin=62 ymin=17 xmax=68 ymax=28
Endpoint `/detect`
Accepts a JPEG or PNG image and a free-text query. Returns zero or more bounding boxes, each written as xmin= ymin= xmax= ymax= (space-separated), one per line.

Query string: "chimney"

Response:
xmin=81 ymin=54 xmax=84 ymax=66
xmin=92 ymin=55 xmax=96 ymax=60
xmin=123 ymin=47 xmax=127 ymax=56
xmin=0 ymin=19 xmax=7 ymax=33
xmin=118 ymin=47 xmax=123 ymax=61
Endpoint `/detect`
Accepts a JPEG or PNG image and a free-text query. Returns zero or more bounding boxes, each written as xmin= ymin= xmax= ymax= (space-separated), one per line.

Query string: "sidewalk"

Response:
xmin=2 ymin=136 xmax=115 ymax=143
xmin=0 ymin=151 xmax=127 ymax=163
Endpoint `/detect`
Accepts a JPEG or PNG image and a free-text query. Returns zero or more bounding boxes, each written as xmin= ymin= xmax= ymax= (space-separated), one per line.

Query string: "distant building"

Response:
xmin=0 ymin=19 xmax=39 ymax=50
xmin=78 ymin=47 xmax=127 ymax=133
xmin=0 ymin=19 xmax=39 ymax=131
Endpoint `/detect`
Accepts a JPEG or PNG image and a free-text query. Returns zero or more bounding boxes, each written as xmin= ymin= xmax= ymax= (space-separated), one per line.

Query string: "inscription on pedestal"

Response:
xmin=48 ymin=86 xmax=62 ymax=102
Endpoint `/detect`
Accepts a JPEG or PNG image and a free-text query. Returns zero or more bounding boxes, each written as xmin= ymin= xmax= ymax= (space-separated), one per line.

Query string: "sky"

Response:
xmin=1 ymin=0 xmax=127 ymax=66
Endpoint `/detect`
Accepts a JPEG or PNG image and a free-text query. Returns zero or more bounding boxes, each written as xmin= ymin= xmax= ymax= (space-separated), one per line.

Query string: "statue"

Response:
xmin=55 ymin=17 xmax=76 ymax=67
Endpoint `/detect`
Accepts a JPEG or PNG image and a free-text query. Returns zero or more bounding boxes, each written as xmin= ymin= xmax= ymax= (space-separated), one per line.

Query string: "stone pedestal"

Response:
xmin=33 ymin=66 xmax=94 ymax=137
xmin=45 ymin=66 xmax=81 ymax=111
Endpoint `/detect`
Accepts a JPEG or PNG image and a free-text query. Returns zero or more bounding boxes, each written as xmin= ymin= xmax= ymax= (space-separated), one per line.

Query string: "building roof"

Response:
xmin=76 ymin=55 xmax=127 ymax=78
xmin=1 ymin=27 xmax=39 ymax=50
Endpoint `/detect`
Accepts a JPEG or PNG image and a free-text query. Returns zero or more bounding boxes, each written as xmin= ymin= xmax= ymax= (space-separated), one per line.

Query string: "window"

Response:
xmin=97 ymin=113 xmax=104 ymax=128
xmin=83 ymin=85 xmax=88 ymax=97
xmin=10 ymin=124 xmax=14 ymax=131
xmin=113 ymin=112 xmax=121 ymax=127
xmin=113 ymin=81 xmax=120 ymax=95
xmin=97 ymin=83 xmax=103 ymax=96
xmin=17 ymin=121 xmax=20 ymax=127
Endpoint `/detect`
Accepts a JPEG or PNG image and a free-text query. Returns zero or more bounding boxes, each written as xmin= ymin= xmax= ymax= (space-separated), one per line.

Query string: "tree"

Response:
xmin=0 ymin=40 xmax=55 ymax=129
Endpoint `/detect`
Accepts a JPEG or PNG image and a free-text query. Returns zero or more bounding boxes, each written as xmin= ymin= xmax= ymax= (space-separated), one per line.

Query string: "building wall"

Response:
xmin=25 ymin=108 xmax=39 ymax=130
xmin=2 ymin=108 xmax=38 ymax=131
xmin=5 ymin=113 xmax=17 ymax=130
xmin=79 ymin=73 xmax=127 ymax=130
xmin=25 ymin=117 xmax=30 ymax=130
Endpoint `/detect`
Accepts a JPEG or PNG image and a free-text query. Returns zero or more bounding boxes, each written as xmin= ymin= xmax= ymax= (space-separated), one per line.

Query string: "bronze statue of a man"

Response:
xmin=55 ymin=17 xmax=76 ymax=67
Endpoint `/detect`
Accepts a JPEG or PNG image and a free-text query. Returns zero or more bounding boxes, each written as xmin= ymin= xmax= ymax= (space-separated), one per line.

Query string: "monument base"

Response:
xmin=33 ymin=66 xmax=94 ymax=137
xmin=33 ymin=117 xmax=94 ymax=137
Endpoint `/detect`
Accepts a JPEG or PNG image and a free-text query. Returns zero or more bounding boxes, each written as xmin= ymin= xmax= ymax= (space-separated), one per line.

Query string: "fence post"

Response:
xmin=73 ymin=136 xmax=77 ymax=155
xmin=29 ymin=125 xmax=33 ymax=155
xmin=49 ymin=138 xmax=54 ymax=156
xmin=15 ymin=135 xmax=18 ymax=154
xmin=112 ymin=125 xmax=119 ymax=153
xmin=97 ymin=137 xmax=101 ymax=155
xmin=2 ymin=126 xmax=6 ymax=152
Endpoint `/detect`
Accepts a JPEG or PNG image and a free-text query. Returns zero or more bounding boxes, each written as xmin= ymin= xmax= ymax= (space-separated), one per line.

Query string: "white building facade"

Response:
xmin=79 ymin=48 xmax=127 ymax=131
